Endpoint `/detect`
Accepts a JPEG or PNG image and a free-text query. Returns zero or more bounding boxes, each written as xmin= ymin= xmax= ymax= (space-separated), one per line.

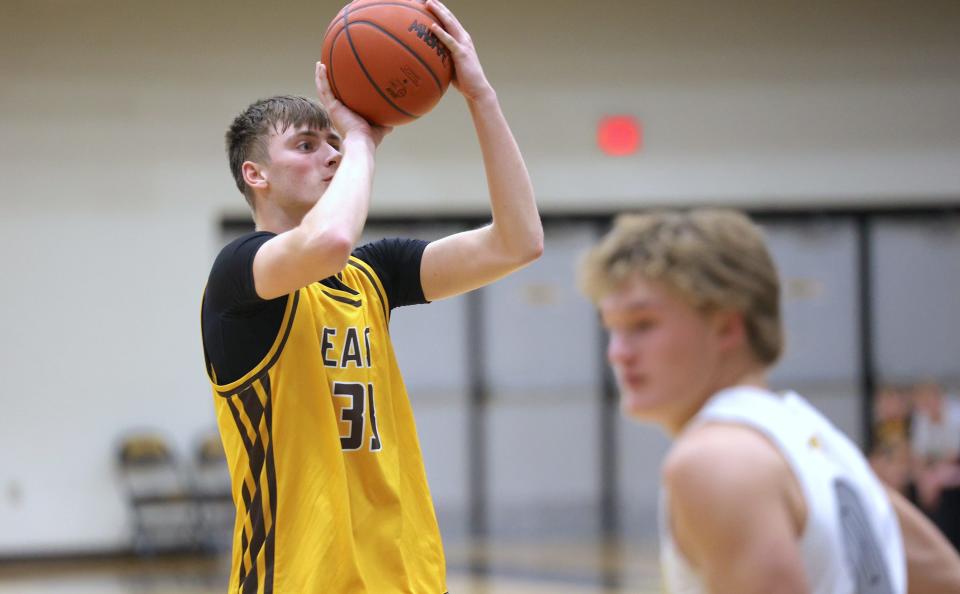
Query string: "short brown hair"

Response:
xmin=579 ymin=209 xmax=783 ymax=365
xmin=225 ymin=95 xmax=331 ymax=208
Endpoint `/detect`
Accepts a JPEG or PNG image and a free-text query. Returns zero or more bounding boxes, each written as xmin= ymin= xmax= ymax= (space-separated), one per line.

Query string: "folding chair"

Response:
xmin=190 ymin=429 xmax=235 ymax=553
xmin=116 ymin=431 xmax=196 ymax=554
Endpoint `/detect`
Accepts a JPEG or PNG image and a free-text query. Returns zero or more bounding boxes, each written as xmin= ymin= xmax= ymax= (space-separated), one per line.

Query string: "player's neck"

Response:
xmin=253 ymin=200 xmax=307 ymax=234
xmin=669 ymin=357 xmax=768 ymax=436
xmin=710 ymin=352 xmax=768 ymax=396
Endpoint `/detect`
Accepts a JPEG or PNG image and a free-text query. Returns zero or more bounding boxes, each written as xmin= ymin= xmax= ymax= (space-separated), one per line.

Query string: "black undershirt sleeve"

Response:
xmin=201 ymin=231 xmax=286 ymax=385
xmin=352 ymin=238 xmax=431 ymax=309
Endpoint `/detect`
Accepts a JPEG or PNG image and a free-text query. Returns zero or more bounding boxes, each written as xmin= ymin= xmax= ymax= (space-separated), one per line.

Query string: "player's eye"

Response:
xmin=297 ymin=141 xmax=314 ymax=151
xmin=629 ymin=318 xmax=656 ymax=333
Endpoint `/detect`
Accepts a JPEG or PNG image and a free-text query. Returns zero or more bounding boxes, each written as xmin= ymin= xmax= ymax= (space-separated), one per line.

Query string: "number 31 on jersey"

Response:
xmin=333 ymin=381 xmax=382 ymax=451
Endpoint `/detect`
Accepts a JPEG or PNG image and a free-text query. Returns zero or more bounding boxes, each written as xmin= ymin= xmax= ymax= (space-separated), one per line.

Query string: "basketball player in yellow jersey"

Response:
xmin=200 ymin=2 xmax=542 ymax=592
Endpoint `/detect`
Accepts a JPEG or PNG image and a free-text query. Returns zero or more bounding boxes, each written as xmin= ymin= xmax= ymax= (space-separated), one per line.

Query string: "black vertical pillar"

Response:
xmin=599 ymin=323 xmax=619 ymax=538
xmin=594 ymin=220 xmax=620 ymax=540
xmin=856 ymin=214 xmax=877 ymax=452
xmin=466 ymin=288 xmax=488 ymax=543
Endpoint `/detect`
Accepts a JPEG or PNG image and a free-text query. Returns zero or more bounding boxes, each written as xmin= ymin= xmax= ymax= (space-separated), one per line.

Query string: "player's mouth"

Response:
xmin=621 ymin=373 xmax=646 ymax=391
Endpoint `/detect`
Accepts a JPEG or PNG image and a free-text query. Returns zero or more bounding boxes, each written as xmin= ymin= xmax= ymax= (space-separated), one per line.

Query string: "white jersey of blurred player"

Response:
xmin=660 ymin=386 xmax=906 ymax=594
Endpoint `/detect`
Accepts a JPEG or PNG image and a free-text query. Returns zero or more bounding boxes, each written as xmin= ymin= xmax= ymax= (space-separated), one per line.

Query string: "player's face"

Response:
xmin=600 ymin=276 xmax=724 ymax=433
xmin=263 ymin=124 xmax=342 ymax=209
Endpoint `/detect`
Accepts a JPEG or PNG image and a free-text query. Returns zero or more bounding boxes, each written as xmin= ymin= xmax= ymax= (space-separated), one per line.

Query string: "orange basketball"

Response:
xmin=321 ymin=0 xmax=454 ymax=127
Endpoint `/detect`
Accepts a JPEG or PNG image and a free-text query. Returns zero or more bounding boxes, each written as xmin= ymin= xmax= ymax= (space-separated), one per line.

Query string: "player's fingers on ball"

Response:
xmin=429 ymin=22 xmax=458 ymax=51
xmin=315 ymin=63 xmax=327 ymax=87
xmin=313 ymin=62 xmax=327 ymax=91
xmin=432 ymin=25 xmax=471 ymax=59
xmin=318 ymin=65 xmax=337 ymax=99
xmin=315 ymin=64 xmax=333 ymax=101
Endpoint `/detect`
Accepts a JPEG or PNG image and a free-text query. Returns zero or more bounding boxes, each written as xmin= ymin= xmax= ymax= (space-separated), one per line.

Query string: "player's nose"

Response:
xmin=607 ymin=333 xmax=633 ymax=365
xmin=326 ymin=146 xmax=342 ymax=168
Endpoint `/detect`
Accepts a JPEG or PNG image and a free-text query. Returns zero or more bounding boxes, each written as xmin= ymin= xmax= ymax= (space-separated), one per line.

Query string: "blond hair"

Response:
xmin=579 ymin=209 xmax=783 ymax=365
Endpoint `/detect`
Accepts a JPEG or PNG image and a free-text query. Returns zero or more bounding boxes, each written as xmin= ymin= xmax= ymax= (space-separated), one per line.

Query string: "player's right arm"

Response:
xmin=251 ymin=62 xmax=392 ymax=300
xmin=664 ymin=424 xmax=809 ymax=594
xmin=885 ymin=485 xmax=960 ymax=593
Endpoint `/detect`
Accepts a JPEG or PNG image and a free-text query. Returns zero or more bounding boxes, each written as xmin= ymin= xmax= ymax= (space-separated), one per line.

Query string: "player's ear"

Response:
xmin=242 ymin=161 xmax=268 ymax=190
xmin=714 ymin=308 xmax=747 ymax=352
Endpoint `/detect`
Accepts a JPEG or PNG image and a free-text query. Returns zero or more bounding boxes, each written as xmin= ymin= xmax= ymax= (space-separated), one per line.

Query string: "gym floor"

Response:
xmin=0 ymin=538 xmax=663 ymax=594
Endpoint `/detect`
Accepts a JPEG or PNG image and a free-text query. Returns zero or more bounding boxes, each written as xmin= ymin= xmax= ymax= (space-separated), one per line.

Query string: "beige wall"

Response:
xmin=4 ymin=0 xmax=960 ymax=216
xmin=1 ymin=0 xmax=959 ymax=552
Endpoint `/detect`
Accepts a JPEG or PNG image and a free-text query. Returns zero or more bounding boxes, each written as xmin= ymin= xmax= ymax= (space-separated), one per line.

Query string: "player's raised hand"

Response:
xmin=315 ymin=62 xmax=392 ymax=146
xmin=425 ymin=0 xmax=493 ymax=102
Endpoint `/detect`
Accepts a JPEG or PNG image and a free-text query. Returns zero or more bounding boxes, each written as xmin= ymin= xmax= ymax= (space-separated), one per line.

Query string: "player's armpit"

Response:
xmin=664 ymin=424 xmax=809 ymax=594
xmin=886 ymin=486 xmax=960 ymax=594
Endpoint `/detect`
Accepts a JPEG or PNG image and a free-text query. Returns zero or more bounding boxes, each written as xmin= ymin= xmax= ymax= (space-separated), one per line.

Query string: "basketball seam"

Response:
xmin=322 ymin=1 xmax=446 ymax=91
xmin=321 ymin=1 xmax=355 ymax=100
xmin=325 ymin=26 xmax=346 ymax=103
xmin=347 ymin=19 xmax=444 ymax=91
xmin=344 ymin=22 xmax=418 ymax=120
xmin=323 ymin=14 xmax=342 ymax=40
xmin=341 ymin=4 xmax=418 ymax=122
xmin=324 ymin=1 xmax=433 ymax=42
xmin=326 ymin=0 xmax=451 ymax=123
xmin=340 ymin=1 xmax=435 ymax=22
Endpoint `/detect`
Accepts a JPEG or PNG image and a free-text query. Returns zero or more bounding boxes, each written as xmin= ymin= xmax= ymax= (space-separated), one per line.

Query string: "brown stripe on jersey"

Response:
xmin=260 ymin=373 xmax=278 ymax=594
xmin=243 ymin=383 xmax=271 ymax=594
xmin=348 ymin=259 xmax=388 ymax=320
xmin=227 ymin=397 xmax=254 ymax=461
xmin=239 ymin=517 xmax=250 ymax=588
xmin=322 ymin=290 xmax=362 ymax=308
xmin=226 ymin=396 xmax=256 ymax=589
xmin=320 ymin=275 xmax=360 ymax=295
xmin=237 ymin=384 xmax=266 ymax=440
xmin=236 ymin=457 xmax=254 ymax=589
xmin=238 ymin=475 xmax=258 ymax=593
xmin=244 ymin=433 xmax=266 ymax=588
xmin=227 ymin=394 xmax=258 ymax=592
xmin=217 ymin=290 xmax=300 ymax=398
xmin=226 ymin=380 xmax=276 ymax=594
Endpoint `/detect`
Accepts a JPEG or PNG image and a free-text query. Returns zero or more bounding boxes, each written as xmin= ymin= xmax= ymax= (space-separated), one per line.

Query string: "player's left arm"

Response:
xmin=885 ymin=485 xmax=960 ymax=593
xmin=665 ymin=424 xmax=810 ymax=594
xmin=418 ymin=0 xmax=543 ymax=302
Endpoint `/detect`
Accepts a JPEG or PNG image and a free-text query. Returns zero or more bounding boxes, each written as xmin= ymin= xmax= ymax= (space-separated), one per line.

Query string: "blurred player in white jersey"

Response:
xmin=579 ymin=209 xmax=960 ymax=594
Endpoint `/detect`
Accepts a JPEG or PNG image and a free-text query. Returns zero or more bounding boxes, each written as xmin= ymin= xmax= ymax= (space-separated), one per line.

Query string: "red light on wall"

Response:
xmin=597 ymin=115 xmax=642 ymax=156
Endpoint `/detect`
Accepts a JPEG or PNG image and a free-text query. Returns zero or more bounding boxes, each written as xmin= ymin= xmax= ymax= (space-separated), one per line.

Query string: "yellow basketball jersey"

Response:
xmin=207 ymin=255 xmax=446 ymax=593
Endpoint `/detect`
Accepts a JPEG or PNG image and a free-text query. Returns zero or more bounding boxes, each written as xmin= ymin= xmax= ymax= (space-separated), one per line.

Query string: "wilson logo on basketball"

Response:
xmin=408 ymin=20 xmax=450 ymax=66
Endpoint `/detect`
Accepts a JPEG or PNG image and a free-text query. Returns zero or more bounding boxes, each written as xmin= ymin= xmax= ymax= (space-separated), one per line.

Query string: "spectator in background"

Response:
xmin=911 ymin=380 xmax=960 ymax=550
xmin=870 ymin=384 xmax=913 ymax=495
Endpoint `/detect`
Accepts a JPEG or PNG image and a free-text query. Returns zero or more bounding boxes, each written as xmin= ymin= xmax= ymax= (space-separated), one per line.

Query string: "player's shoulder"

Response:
xmin=215 ymin=231 xmax=276 ymax=262
xmin=664 ymin=422 xmax=790 ymax=498
xmin=204 ymin=231 xmax=278 ymax=304
xmin=663 ymin=423 xmax=802 ymax=559
xmin=351 ymin=237 xmax=427 ymax=263
xmin=208 ymin=231 xmax=275 ymax=277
